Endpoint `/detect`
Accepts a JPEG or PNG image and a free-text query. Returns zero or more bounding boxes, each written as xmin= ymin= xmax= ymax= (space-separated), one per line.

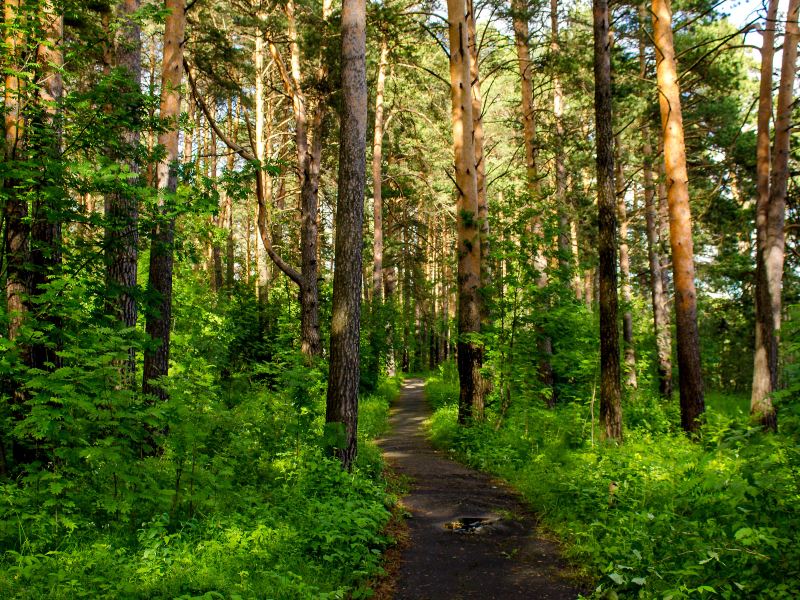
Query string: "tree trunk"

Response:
xmin=639 ymin=3 xmax=672 ymax=399
xmin=551 ymin=0 xmax=570 ymax=273
xmin=447 ymin=0 xmax=484 ymax=424
xmin=593 ymin=0 xmax=622 ymax=440
xmin=4 ymin=0 xmax=33 ymax=468
xmin=512 ymin=0 xmax=555 ymax=396
xmin=752 ymin=0 xmax=797 ymax=430
xmin=30 ymin=3 xmax=64 ymax=373
xmin=143 ymin=0 xmax=186 ymax=401
xmin=615 ymin=142 xmax=637 ymax=389
xmin=467 ymin=0 xmax=489 ymax=307
xmin=372 ymin=38 xmax=389 ymax=301
xmin=652 ymin=0 xmax=705 ymax=434
xmin=325 ymin=0 xmax=366 ymax=470
xmin=266 ymin=0 xmax=324 ymax=358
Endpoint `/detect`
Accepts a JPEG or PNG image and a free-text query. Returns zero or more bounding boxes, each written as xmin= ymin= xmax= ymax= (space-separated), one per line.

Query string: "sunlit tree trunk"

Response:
xmin=751 ymin=0 xmax=779 ymax=427
xmin=467 ymin=0 xmax=489 ymax=304
xmin=447 ymin=0 xmax=484 ymax=423
xmin=372 ymin=38 xmax=389 ymax=301
xmin=639 ymin=4 xmax=672 ymax=399
xmin=551 ymin=0 xmax=570 ymax=273
xmin=652 ymin=0 xmax=704 ymax=434
xmin=143 ymin=0 xmax=186 ymax=400
xmin=593 ymin=0 xmax=622 ymax=440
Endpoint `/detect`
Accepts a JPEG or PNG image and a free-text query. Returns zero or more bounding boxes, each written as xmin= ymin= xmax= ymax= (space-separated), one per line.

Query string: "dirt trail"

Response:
xmin=377 ymin=379 xmax=582 ymax=600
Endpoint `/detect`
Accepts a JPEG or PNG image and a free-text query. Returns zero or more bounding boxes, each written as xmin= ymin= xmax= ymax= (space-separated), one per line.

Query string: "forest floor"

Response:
xmin=376 ymin=379 xmax=584 ymax=600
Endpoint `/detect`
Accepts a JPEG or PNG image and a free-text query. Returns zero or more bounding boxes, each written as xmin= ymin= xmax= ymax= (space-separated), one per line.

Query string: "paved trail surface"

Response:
xmin=377 ymin=379 xmax=582 ymax=600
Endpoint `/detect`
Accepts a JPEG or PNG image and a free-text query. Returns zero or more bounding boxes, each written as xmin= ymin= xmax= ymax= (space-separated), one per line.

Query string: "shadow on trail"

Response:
xmin=377 ymin=379 xmax=582 ymax=600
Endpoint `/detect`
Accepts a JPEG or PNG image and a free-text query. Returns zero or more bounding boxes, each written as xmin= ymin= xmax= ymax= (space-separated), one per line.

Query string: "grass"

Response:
xmin=424 ymin=364 xmax=800 ymax=599
xmin=0 ymin=376 xmax=403 ymax=600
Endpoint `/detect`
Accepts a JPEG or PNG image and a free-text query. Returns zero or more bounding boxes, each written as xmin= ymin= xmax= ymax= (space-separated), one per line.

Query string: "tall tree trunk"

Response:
xmin=326 ymin=0 xmax=367 ymax=470
xmin=447 ymin=0 xmax=484 ymax=423
xmin=752 ymin=0 xmax=798 ymax=430
xmin=266 ymin=0 xmax=324 ymax=357
xmin=512 ymin=0 xmax=555 ymax=396
xmin=372 ymin=38 xmax=388 ymax=301
xmin=467 ymin=0 xmax=489 ymax=306
xmin=551 ymin=0 xmax=570 ymax=272
xmin=615 ymin=143 xmax=637 ymax=389
xmin=30 ymin=2 xmax=64 ymax=373
xmin=639 ymin=3 xmax=672 ymax=399
xmin=652 ymin=0 xmax=704 ymax=433
xmin=593 ymin=0 xmax=622 ymax=440
xmin=750 ymin=0 xmax=777 ymax=424
xmin=4 ymin=0 xmax=33 ymax=468
xmin=143 ymin=0 xmax=186 ymax=400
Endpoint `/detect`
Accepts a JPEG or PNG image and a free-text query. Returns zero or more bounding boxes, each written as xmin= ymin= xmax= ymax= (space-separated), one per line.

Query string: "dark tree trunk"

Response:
xmin=143 ymin=0 xmax=186 ymax=401
xmin=593 ymin=0 xmax=622 ymax=440
xmin=326 ymin=0 xmax=367 ymax=470
xmin=30 ymin=4 xmax=64 ymax=373
xmin=104 ymin=0 xmax=141 ymax=363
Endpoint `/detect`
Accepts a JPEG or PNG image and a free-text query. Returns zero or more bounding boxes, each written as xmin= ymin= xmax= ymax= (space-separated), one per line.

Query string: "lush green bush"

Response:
xmin=425 ymin=365 xmax=800 ymax=599
xmin=0 ymin=266 xmax=402 ymax=599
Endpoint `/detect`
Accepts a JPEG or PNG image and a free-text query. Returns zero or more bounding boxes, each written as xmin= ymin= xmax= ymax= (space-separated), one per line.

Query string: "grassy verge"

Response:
xmin=425 ymin=363 xmax=800 ymax=599
xmin=0 ymin=375 xmax=403 ymax=599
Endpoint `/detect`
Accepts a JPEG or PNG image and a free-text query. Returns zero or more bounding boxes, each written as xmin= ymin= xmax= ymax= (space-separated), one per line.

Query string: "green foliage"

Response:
xmin=0 ymin=265 xmax=400 ymax=598
xmin=425 ymin=366 xmax=800 ymax=599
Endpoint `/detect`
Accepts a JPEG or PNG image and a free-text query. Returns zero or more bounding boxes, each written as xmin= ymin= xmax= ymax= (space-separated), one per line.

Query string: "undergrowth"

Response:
xmin=0 ymin=371 xmax=401 ymax=600
xmin=425 ymin=362 xmax=800 ymax=599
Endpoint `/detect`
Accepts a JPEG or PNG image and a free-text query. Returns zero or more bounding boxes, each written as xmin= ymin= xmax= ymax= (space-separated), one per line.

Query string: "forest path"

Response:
xmin=376 ymin=379 xmax=582 ymax=600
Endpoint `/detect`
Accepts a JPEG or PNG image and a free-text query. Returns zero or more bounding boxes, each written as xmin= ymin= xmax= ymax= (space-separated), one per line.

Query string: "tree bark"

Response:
xmin=447 ymin=0 xmax=484 ymax=423
xmin=104 ymin=0 xmax=141 ymax=348
xmin=593 ymin=0 xmax=622 ymax=440
xmin=143 ymin=0 xmax=186 ymax=400
xmin=551 ymin=0 xmax=571 ymax=273
xmin=751 ymin=0 xmax=779 ymax=427
xmin=512 ymin=0 xmax=555 ymax=395
xmin=30 ymin=3 xmax=64 ymax=373
xmin=615 ymin=142 xmax=637 ymax=389
xmin=326 ymin=0 xmax=367 ymax=470
xmin=467 ymin=0 xmax=489 ymax=306
xmin=639 ymin=3 xmax=672 ymax=399
xmin=652 ymin=0 xmax=705 ymax=434
xmin=4 ymin=0 xmax=29 ymax=350
xmin=752 ymin=0 xmax=798 ymax=430
xmin=372 ymin=38 xmax=389 ymax=301
xmin=266 ymin=0 xmax=325 ymax=358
